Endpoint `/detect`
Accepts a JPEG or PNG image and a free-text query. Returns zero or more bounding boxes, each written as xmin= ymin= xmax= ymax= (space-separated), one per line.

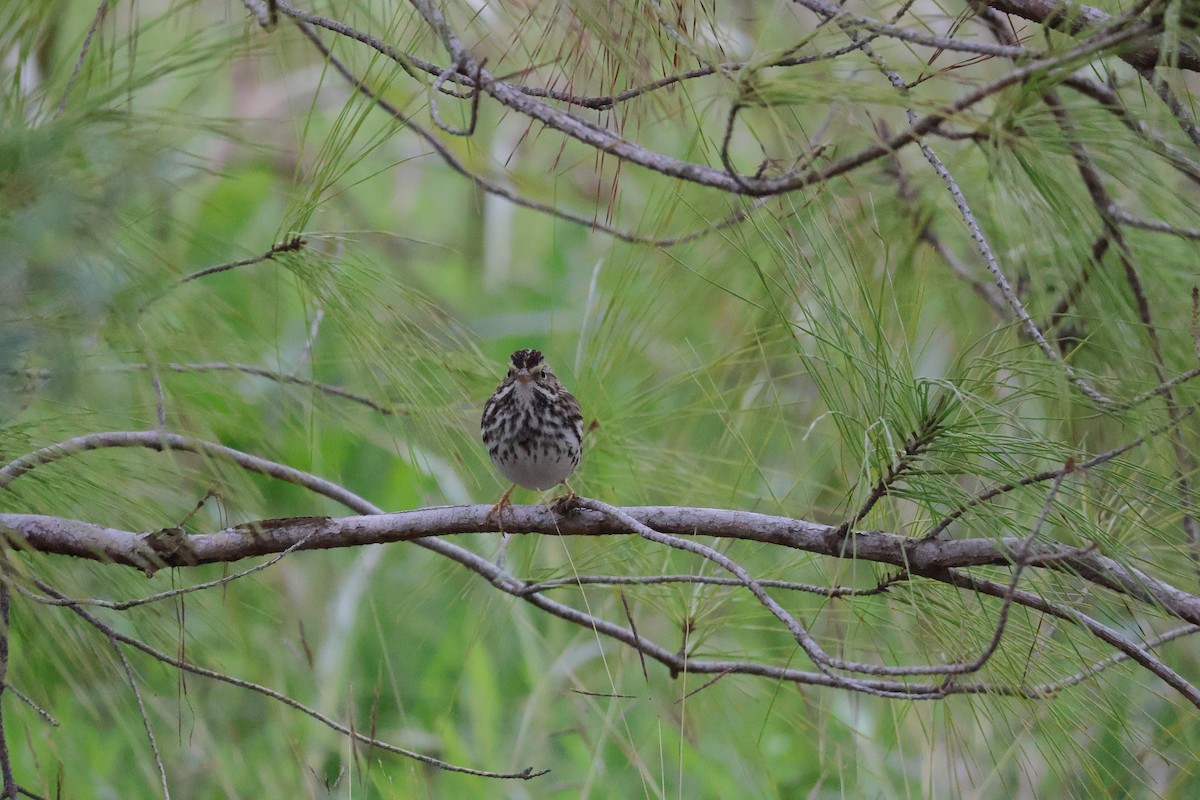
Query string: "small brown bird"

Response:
xmin=481 ymin=349 xmax=582 ymax=514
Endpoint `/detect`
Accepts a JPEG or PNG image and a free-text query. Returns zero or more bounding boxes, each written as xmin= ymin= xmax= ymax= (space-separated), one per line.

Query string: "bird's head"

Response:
xmin=508 ymin=348 xmax=548 ymax=385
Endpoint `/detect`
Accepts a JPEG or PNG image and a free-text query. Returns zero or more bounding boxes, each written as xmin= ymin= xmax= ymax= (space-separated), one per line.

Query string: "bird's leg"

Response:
xmin=551 ymin=480 xmax=579 ymax=514
xmin=487 ymin=483 xmax=517 ymax=526
xmin=488 ymin=484 xmax=517 ymax=567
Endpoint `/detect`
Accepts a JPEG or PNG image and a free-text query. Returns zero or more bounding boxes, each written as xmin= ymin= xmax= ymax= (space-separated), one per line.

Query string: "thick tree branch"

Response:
xmin=4 ymin=506 xmax=1199 ymax=628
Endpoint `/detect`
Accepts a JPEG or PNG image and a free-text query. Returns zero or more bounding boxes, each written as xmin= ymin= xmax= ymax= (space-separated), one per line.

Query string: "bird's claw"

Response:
xmin=550 ymin=485 xmax=580 ymax=515
xmin=487 ymin=484 xmax=517 ymax=530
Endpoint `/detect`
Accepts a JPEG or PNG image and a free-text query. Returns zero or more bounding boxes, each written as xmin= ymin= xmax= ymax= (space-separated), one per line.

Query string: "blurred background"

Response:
xmin=3 ymin=0 xmax=1200 ymax=796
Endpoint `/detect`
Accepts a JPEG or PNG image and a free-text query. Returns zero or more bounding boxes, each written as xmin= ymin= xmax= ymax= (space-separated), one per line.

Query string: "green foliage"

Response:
xmin=2 ymin=0 xmax=1200 ymax=798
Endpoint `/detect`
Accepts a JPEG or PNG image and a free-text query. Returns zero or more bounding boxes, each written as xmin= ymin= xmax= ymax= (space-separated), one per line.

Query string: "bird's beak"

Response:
xmin=516 ymin=368 xmax=532 ymax=384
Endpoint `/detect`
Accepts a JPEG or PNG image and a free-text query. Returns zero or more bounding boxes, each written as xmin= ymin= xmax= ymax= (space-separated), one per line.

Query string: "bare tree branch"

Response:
xmin=941 ymin=567 xmax=1200 ymax=707
xmin=5 ymin=504 xmax=1199 ymax=626
xmin=984 ymin=0 xmax=1200 ymax=72
xmin=22 ymin=578 xmax=547 ymax=781
xmin=278 ymin=0 xmax=1151 ymax=197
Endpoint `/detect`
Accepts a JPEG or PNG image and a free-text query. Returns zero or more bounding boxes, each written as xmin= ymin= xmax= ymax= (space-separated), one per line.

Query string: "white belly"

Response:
xmin=493 ymin=447 xmax=577 ymax=490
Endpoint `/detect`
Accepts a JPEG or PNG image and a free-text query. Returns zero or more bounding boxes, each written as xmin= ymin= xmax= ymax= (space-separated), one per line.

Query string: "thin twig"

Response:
xmin=520 ymin=572 xmax=904 ymax=598
xmin=619 ymin=592 xmax=649 ymax=682
xmin=842 ymin=396 xmax=949 ymax=531
xmin=429 ymin=58 xmax=482 ymax=136
xmin=287 ymin=0 xmax=1148 ymax=197
xmin=13 ymin=363 xmax=409 ymax=417
xmin=1 ymin=686 xmax=56 ymax=727
xmin=574 ymin=497 xmax=1081 ymax=682
xmin=674 ymin=669 xmax=732 ymax=704
xmin=1043 ymin=90 xmax=1200 ymax=574
xmin=1061 ymin=76 xmax=1200 ymax=187
xmin=1031 ymin=624 xmax=1200 ymax=695
xmin=139 ymin=237 xmax=306 ymax=316
xmin=882 ymin=131 xmax=1008 ymax=316
xmin=942 ymin=567 xmax=1200 ymax=708
xmin=1138 ymin=67 xmax=1200 ymax=147
xmin=108 ymin=637 xmax=170 ymax=798
xmin=176 ymin=236 xmax=305 ymax=286
xmin=925 ymin=404 xmax=1196 ymax=538
xmin=789 ymin=0 xmax=1037 ymax=60
xmin=0 ymin=430 xmax=366 ymax=508
xmin=32 ymin=579 xmax=547 ymax=780
xmin=1193 ymin=288 xmax=1200 ymax=362
xmin=941 ymin=469 xmax=1071 ymax=685
xmin=719 ymin=103 xmax=755 ymax=190
xmin=1109 ymin=207 xmax=1200 ymax=240
xmin=149 ymin=370 xmax=166 ymax=428
xmin=58 ymin=0 xmax=112 ymax=112
xmin=287 ymin=14 xmax=757 ymax=246
xmin=0 ymin=583 xmax=16 ymax=800
xmin=917 ymin=137 xmax=1114 ymax=405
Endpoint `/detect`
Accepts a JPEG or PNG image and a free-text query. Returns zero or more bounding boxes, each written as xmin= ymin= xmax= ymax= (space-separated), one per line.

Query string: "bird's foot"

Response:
xmin=487 ymin=484 xmax=517 ymax=529
xmin=550 ymin=482 xmax=580 ymax=515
